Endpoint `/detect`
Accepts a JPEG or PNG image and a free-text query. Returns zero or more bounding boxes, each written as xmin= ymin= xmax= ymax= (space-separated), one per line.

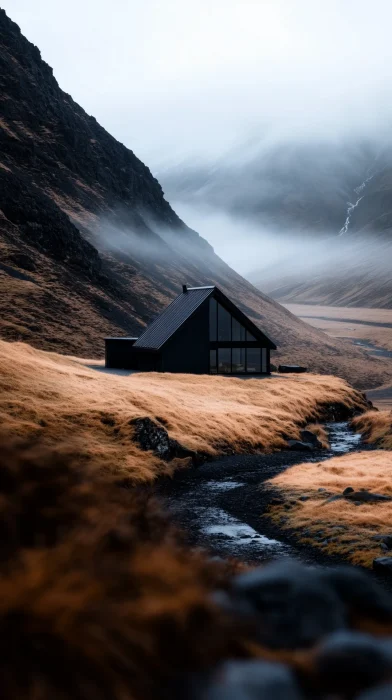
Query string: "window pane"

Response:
xmin=232 ymin=317 xmax=246 ymax=341
xmin=246 ymin=348 xmax=261 ymax=373
xmin=209 ymin=298 xmax=217 ymax=341
xmin=210 ymin=349 xmax=217 ymax=374
xmin=232 ymin=348 xmax=246 ymax=373
xmin=218 ymin=348 xmax=231 ymax=374
xmin=218 ymin=303 xmax=231 ymax=341
xmin=262 ymin=348 xmax=268 ymax=373
xmin=246 ymin=329 xmax=257 ymax=341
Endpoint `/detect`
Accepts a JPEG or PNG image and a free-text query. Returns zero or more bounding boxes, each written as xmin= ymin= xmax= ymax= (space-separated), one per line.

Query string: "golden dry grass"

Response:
xmin=0 ymin=437 xmax=247 ymax=700
xmin=265 ymin=451 xmax=392 ymax=567
xmin=305 ymin=423 xmax=330 ymax=449
xmin=0 ymin=340 xmax=367 ymax=483
xmin=352 ymin=410 xmax=392 ymax=449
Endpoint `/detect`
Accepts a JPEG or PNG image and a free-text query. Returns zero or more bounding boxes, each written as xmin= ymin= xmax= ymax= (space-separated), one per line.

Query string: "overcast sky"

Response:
xmin=4 ymin=0 xmax=392 ymax=167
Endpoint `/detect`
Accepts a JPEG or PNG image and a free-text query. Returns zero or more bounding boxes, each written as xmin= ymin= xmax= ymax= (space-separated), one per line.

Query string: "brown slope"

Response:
xmin=0 ymin=8 xmax=391 ymax=390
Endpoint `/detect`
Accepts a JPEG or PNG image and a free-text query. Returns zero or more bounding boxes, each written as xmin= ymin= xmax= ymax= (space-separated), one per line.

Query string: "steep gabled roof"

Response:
xmin=133 ymin=285 xmax=277 ymax=350
xmin=133 ymin=287 xmax=214 ymax=349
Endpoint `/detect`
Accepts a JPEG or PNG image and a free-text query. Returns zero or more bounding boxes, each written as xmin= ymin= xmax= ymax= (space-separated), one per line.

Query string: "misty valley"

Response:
xmin=1 ymin=3 xmax=392 ymax=700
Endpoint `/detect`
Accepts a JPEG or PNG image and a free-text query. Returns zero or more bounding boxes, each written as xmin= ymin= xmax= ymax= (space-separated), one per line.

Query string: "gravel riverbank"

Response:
xmin=157 ymin=423 xmax=374 ymax=570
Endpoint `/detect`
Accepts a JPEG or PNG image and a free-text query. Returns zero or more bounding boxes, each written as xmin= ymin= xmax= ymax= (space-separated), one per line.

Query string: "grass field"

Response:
xmin=0 ymin=340 xmax=370 ymax=483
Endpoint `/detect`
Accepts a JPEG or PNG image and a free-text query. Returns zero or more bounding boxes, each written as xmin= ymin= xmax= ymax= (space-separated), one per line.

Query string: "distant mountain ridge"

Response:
xmin=0 ymin=8 xmax=391 ymax=389
xmin=161 ymin=140 xmax=392 ymax=307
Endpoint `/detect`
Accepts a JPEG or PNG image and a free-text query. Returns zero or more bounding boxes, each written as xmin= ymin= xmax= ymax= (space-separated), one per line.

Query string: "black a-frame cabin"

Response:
xmin=105 ymin=285 xmax=276 ymax=374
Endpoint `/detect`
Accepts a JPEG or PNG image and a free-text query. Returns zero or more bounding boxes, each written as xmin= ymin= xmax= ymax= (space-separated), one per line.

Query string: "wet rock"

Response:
xmin=347 ymin=491 xmax=392 ymax=503
xmin=300 ymin=430 xmax=323 ymax=448
xmin=343 ymin=487 xmax=355 ymax=495
xmin=382 ymin=535 xmax=392 ymax=550
xmin=314 ymin=631 xmax=392 ymax=696
xmin=319 ymin=566 xmax=392 ymax=621
xmin=380 ymin=543 xmax=389 ymax=551
xmin=287 ymin=440 xmax=315 ymax=452
xmin=130 ymin=417 xmax=199 ymax=462
xmin=299 ymin=495 xmax=309 ymax=502
xmin=230 ymin=561 xmax=346 ymax=649
xmin=373 ymin=558 xmax=392 ymax=575
xmin=200 ymin=660 xmax=302 ymax=700
xmin=324 ymin=495 xmax=343 ymax=504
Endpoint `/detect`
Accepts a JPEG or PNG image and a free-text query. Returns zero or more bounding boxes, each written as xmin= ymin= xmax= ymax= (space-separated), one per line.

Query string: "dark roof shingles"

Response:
xmin=134 ymin=287 xmax=214 ymax=349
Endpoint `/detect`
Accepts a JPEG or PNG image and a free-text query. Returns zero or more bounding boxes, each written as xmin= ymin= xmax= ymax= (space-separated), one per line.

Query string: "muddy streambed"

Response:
xmin=158 ymin=423 xmax=362 ymax=567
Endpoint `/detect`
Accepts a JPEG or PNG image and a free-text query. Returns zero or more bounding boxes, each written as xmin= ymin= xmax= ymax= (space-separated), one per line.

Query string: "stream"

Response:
xmin=160 ymin=423 xmax=362 ymax=566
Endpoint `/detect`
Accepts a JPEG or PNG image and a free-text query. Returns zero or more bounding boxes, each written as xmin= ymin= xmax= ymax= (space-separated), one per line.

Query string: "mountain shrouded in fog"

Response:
xmin=159 ymin=138 xmax=392 ymax=308
xmin=3 ymin=0 xmax=392 ymax=308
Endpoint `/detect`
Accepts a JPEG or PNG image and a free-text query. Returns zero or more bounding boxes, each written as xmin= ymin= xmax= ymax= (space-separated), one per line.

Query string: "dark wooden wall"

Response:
xmin=161 ymin=301 xmax=210 ymax=374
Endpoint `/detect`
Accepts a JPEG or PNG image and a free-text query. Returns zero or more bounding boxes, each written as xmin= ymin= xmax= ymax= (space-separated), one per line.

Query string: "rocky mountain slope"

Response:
xmin=0 ymin=8 xmax=391 ymax=389
xmin=161 ymin=140 xmax=392 ymax=308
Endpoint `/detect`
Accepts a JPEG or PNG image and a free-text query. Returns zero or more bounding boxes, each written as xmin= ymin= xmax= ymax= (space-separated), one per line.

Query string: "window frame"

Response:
xmin=209 ymin=297 xmax=267 ymax=375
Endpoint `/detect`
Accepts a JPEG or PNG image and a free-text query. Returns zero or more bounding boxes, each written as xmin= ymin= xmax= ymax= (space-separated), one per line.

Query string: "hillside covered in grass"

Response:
xmin=0 ymin=340 xmax=369 ymax=483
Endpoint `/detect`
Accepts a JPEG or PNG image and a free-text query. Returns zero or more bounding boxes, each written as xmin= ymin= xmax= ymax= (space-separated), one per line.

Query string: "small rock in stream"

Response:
xmin=287 ymin=440 xmax=315 ymax=452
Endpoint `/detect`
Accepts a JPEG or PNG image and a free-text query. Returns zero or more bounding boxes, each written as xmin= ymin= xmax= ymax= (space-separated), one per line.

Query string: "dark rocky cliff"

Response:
xmin=1 ymin=8 xmax=391 ymax=389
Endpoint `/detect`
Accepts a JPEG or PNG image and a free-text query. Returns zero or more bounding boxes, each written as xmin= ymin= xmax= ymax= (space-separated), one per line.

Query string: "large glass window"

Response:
xmin=246 ymin=348 xmax=261 ymax=373
xmin=232 ymin=317 xmax=246 ymax=341
xmin=210 ymin=349 xmax=217 ymax=374
xmin=246 ymin=329 xmax=257 ymax=341
xmin=218 ymin=348 xmax=231 ymax=373
xmin=232 ymin=348 xmax=246 ymax=373
xmin=218 ymin=304 xmax=231 ymax=341
xmin=209 ymin=298 xmax=217 ymax=341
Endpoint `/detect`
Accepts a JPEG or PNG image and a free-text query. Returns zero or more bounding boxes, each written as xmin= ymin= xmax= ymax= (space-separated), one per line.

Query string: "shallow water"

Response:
xmin=351 ymin=339 xmax=392 ymax=359
xmin=164 ymin=422 xmax=362 ymax=564
xmin=327 ymin=422 xmax=362 ymax=454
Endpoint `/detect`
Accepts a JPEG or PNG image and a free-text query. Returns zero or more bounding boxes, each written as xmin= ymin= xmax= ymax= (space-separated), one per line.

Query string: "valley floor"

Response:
xmin=284 ymin=303 xmax=392 ymax=409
